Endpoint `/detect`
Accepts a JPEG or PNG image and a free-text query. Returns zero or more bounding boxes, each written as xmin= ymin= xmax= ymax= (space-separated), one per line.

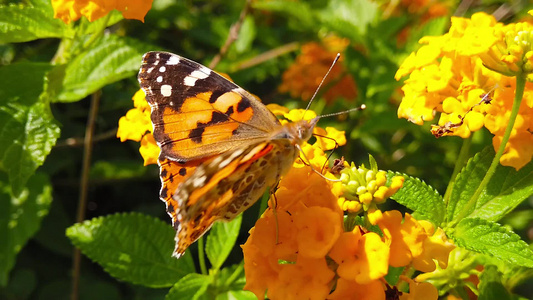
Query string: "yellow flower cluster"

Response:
xmin=242 ymin=141 xmax=454 ymax=299
xmin=396 ymin=12 xmax=533 ymax=170
xmin=52 ymin=0 xmax=153 ymax=24
xmin=338 ymin=160 xmax=404 ymax=213
xmin=278 ymin=36 xmax=358 ymax=103
xmin=116 ymin=89 xmax=159 ymax=165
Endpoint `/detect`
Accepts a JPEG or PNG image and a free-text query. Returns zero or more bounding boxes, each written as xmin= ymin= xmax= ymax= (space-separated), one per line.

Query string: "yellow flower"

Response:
xmin=117 ymin=89 xmax=159 ymax=165
xmin=329 ymin=229 xmax=390 ymax=284
xmin=279 ymin=36 xmax=357 ymax=103
xmin=396 ymin=12 xmax=533 ymax=169
xmin=371 ymin=210 xmax=454 ymax=272
xmin=52 ymin=0 xmax=153 ymax=24
xmin=139 ymin=134 xmax=159 ymax=166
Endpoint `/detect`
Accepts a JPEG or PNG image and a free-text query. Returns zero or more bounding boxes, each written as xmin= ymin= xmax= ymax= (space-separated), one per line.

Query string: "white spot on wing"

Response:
xmin=159 ymin=66 xmax=166 ymax=72
xmin=183 ymin=68 xmax=211 ymax=87
xmin=167 ymin=55 xmax=180 ymax=65
xmin=161 ymin=84 xmax=172 ymax=97
xmin=147 ymin=67 xmax=154 ymax=73
xmin=156 ymin=76 xmax=163 ymax=83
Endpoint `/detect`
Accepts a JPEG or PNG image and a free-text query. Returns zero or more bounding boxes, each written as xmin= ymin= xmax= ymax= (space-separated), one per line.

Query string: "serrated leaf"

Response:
xmin=0 ymin=63 xmax=60 ymax=196
xmin=206 ymin=214 xmax=242 ymax=270
xmin=0 ymin=173 xmax=52 ymax=286
xmin=0 ymin=3 xmax=68 ymax=43
xmin=448 ymin=147 xmax=533 ymax=223
xmin=80 ymin=10 xmax=124 ymax=35
xmin=56 ymin=35 xmax=152 ymax=102
xmin=166 ymin=273 xmax=211 ymax=300
xmin=66 ymin=213 xmax=196 ymax=288
xmin=387 ymin=172 xmax=445 ymax=225
xmin=319 ymin=0 xmax=378 ymax=42
xmin=451 ymin=218 xmax=533 ymax=268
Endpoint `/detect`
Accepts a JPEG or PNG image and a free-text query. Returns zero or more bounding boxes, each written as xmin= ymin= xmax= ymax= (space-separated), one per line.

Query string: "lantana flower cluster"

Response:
xmin=117 ymin=89 xmax=159 ymax=165
xmin=52 ymin=0 xmax=153 ymax=24
xmin=242 ymin=112 xmax=455 ymax=300
xmin=395 ymin=12 xmax=533 ymax=170
xmin=278 ymin=36 xmax=358 ymax=103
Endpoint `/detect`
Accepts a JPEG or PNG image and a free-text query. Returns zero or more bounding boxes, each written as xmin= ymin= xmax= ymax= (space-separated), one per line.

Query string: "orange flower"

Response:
xmin=267 ymin=256 xmax=335 ymax=300
xmin=294 ymin=206 xmax=342 ymax=258
xmin=399 ymin=276 xmax=439 ymax=300
xmin=279 ymin=36 xmax=357 ymax=103
xmin=52 ymin=0 xmax=153 ymax=24
xmin=328 ymin=278 xmax=385 ymax=300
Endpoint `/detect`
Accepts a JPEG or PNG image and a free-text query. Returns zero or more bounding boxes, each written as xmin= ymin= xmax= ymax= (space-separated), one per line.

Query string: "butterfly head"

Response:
xmin=283 ymin=116 xmax=319 ymax=145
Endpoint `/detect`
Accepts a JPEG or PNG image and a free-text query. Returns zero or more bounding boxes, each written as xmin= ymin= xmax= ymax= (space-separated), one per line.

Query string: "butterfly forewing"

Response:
xmin=138 ymin=51 xmax=280 ymax=162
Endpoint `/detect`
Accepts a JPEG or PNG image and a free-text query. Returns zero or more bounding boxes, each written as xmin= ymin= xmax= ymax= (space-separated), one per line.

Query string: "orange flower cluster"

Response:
xmin=396 ymin=12 xmax=533 ymax=169
xmin=242 ymin=145 xmax=454 ymax=299
xmin=278 ymin=36 xmax=357 ymax=103
xmin=52 ymin=0 xmax=153 ymax=24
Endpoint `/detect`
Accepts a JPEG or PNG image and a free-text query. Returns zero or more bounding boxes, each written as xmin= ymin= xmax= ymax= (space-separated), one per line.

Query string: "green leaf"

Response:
xmin=56 ymin=35 xmax=152 ymax=102
xmin=451 ymin=218 xmax=533 ymax=268
xmin=166 ymin=273 xmax=211 ymax=300
xmin=387 ymin=172 xmax=445 ymax=225
xmin=319 ymin=0 xmax=379 ymax=42
xmin=0 ymin=63 xmax=60 ymax=196
xmin=252 ymin=1 xmax=314 ymax=30
xmin=478 ymin=265 xmax=512 ymax=300
xmin=66 ymin=213 xmax=196 ymax=288
xmin=448 ymin=147 xmax=533 ymax=223
xmin=80 ymin=10 xmax=124 ymax=35
xmin=0 ymin=3 xmax=68 ymax=43
xmin=0 ymin=173 xmax=52 ymax=286
xmin=206 ymin=214 xmax=242 ymax=270
xmin=234 ymin=16 xmax=256 ymax=53
xmin=216 ymin=290 xmax=256 ymax=300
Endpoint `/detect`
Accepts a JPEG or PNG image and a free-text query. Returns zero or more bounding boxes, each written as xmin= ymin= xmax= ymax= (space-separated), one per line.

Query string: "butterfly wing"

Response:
xmin=138 ymin=52 xmax=285 ymax=256
xmin=138 ymin=51 xmax=281 ymax=162
xmin=172 ymin=140 xmax=298 ymax=257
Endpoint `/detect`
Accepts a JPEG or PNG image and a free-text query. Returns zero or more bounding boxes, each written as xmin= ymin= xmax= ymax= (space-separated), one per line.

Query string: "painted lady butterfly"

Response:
xmin=138 ymin=51 xmax=318 ymax=258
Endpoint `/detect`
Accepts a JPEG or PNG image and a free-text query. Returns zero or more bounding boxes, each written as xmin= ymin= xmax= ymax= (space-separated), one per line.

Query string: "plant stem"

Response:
xmin=198 ymin=236 xmax=208 ymax=275
xmin=443 ymin=136 xmax=472 ymax=207
xmin=71 ymin=91 xmax=101 ymax=300
xmin=451 ymin=73 xmax=526 ymax=227
xmin=224 ymin=263 xmax=244 ymax=286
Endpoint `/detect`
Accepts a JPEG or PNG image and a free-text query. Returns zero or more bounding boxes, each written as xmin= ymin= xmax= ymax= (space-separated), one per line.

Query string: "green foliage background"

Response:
xmin=1 ymin=0 xmax=533 ymax=299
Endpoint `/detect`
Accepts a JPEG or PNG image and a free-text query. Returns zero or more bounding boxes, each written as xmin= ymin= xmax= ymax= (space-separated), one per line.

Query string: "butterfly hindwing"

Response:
xmin=172 ymin=140 xmax=297 ymax=257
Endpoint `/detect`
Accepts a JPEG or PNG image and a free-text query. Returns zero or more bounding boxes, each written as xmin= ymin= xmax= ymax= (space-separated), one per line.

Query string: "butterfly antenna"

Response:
xmin=303 ymin=53 xmax=341 ymax=119
xmin=317 ymin=104 xmax=366 ymax=120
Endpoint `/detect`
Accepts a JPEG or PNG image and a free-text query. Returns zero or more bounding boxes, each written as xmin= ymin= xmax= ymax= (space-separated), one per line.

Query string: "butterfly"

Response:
xmin=138 ymin=51 xmax=319 ymax=258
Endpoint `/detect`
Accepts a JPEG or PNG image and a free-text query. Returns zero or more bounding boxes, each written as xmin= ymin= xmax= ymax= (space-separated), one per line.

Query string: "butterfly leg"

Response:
xmin=268 ymin=182 xmax=281 ymax=245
